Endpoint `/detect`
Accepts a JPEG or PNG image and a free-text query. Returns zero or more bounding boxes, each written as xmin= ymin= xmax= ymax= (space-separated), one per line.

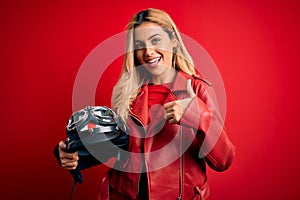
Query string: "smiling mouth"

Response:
xmin=146 ymin=57 xmax=161 ymax=67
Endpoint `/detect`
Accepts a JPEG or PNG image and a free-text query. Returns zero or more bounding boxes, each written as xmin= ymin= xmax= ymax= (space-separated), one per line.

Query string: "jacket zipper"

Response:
xmin=177 ymin=125 xmax=183 ymax=200
xmin=128 ymin=110 xmax=147 ymax=197
xmin=177 ymin=90 xmax=187 ymax=200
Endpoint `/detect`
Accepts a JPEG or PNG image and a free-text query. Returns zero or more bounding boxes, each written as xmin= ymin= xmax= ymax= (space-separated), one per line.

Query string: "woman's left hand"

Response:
xmin=164 ymin=79 xmax=196 ymax=124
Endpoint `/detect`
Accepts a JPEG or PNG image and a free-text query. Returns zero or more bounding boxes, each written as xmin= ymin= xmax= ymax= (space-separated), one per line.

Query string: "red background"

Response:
xmin=1 ymin=0 xmax=299 ymax=199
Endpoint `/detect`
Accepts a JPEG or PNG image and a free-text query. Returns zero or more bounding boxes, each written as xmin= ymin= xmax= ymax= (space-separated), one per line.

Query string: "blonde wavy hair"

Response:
xmin=112 ymin=8 xmax=196 ymax=122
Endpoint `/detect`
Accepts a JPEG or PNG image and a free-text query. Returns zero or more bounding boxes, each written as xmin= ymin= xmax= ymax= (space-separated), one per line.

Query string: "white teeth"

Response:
xmin=148 ymin=57 xmax=160 ymax=64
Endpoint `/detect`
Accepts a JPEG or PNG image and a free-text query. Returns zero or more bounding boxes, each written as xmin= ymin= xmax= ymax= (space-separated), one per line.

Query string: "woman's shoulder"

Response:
xmin=192 ymin=74 xmax=212 ymax=87
xmin=178 ymin=70 xmax=212 ymax=87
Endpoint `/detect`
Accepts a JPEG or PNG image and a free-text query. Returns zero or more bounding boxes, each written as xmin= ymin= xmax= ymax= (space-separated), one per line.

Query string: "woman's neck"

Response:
xmin=150 ymin=68 xmax=177 ymax=85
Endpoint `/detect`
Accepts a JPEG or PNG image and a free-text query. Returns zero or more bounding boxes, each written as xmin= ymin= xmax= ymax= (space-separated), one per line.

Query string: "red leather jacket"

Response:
xmin=99 ymin=71 xmax=236 ymax=200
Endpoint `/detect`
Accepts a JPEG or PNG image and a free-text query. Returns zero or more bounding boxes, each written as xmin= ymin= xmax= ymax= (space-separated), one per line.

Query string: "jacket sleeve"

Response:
xmin=180 ymin=79 xmax=236 ymax=171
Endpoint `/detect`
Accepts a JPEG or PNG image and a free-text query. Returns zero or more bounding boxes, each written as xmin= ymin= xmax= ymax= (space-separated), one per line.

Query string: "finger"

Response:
xmin=61 ymin=156 xmax=79 ymax=165
xmin=164 ymin=106 xmax=175 ymax=115
xmin=59 ymin=150 xmax=79 ymax=160
xmin=186 ymin=79 xmax=196 ymax=98
xmin=63 ymin=155 xmax=79 ymax=161
xmin=164 ymin=101 xmax=181 ymax=112
xmin=165 ymin=110 xmax=181 ymax=123
xmin=62 ymin=154 xmax=79 ymax=161
xmin=164 ymin=111 xmax=174 ymax=123
xmin=61 ymin=160 xmax=78 ymax=167
xmin=168 ymin=118 xmax=177 ymax=124
xmin=164 ymin=101 xmax=176 ymax=109
xmin=58 ymin=140 xmax=79 ymax=159
xmin=168 ymin=115 xmax=180 ymax=124
xmin=68 ymin=166 xmax=78 ymax=170
xmin=58 ymin=140 xmax=67 ymax=150
xmin=166 ymin=102 xmax=182 ymax=113
xmin=65 ymin=166 xmax=77 ymax=170
xmin=164 ymin=112 xmax=174 ymax=120
xmin=61 ymin=161 xmax=78 ymax=170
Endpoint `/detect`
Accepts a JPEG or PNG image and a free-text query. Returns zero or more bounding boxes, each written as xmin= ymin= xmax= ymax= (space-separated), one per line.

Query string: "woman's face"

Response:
xmin=134 ymin=22 xmax=176 ymax=81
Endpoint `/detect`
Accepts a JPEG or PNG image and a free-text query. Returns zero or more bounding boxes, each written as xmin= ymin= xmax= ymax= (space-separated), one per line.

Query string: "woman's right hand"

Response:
xmin=58 ymin=140 xmax=79 ymax=170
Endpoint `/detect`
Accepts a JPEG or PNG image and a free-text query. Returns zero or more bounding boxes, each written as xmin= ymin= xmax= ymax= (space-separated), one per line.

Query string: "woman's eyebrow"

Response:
xmin=148 ymin=34 xmax=161 ymax=40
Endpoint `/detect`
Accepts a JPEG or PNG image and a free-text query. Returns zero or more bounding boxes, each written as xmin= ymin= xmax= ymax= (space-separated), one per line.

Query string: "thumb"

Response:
xmin=58 ymin=140 xmax=67 ymax=150
xmin=186 ymin=79 xmax=196 ymax=98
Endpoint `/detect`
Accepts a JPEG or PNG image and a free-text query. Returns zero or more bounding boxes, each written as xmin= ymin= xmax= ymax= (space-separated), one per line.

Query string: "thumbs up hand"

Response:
xmin=164 ymin=79 xmax=196 ymax=124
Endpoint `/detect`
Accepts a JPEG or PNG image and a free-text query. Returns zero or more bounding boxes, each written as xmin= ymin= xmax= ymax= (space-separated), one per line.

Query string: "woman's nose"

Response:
xmin=144 ymin=45 xmax=155 ymax=56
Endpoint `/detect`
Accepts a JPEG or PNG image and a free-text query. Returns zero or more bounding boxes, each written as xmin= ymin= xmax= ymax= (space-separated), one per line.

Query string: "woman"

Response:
xmin=57 ymin=8 xmax=236 ymax=200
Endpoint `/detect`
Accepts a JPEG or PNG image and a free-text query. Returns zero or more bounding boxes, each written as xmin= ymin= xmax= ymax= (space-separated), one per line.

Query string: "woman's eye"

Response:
xmin=135 ymin=43 xmax=144 ymax=49
xmin=152 ymin=38 xmax=161 ymax=45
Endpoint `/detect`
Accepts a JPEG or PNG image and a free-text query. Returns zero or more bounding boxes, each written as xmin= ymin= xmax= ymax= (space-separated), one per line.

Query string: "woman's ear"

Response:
xmin=171 ymin=38 xmax=178 ymax=48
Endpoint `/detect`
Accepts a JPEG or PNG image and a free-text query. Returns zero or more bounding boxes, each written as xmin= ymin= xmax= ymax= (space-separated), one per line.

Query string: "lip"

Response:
xmin=145 ymin=57 xmax=161 ymax=68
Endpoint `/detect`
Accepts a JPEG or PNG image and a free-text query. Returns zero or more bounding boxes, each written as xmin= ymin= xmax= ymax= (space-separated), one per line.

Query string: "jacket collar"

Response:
xmin=172 ymin=70 xmax=191 ymax=92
